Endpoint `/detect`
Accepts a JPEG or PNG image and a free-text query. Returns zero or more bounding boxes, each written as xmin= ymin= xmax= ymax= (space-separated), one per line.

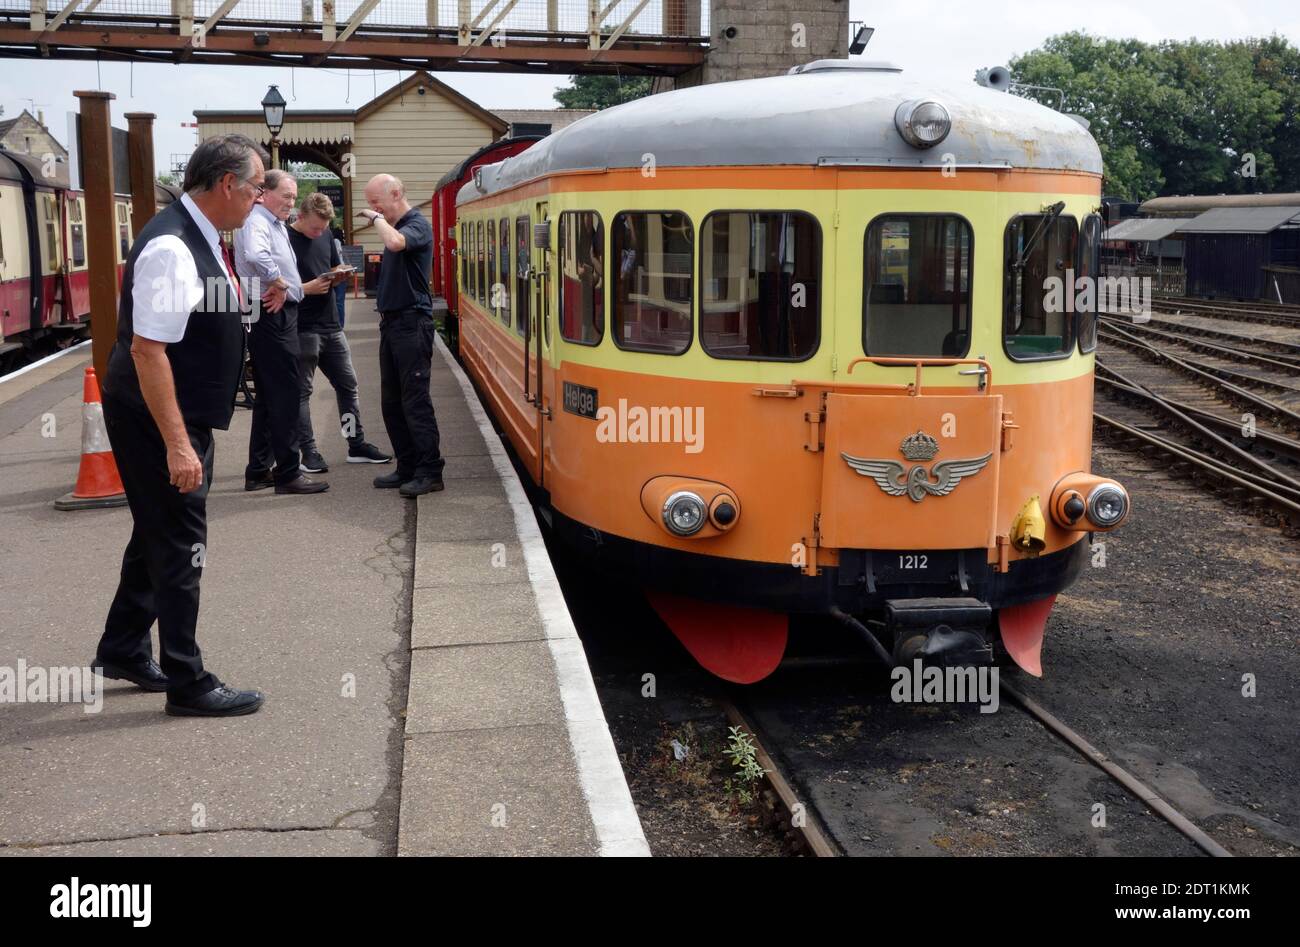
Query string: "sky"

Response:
xmin=0 ymin=0 xmax=1297 ymax=173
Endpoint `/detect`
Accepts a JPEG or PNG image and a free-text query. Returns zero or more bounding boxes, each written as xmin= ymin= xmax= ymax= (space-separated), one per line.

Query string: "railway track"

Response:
xmin=723 ymin=660 xmax=1235 ymax=857
xmin=1151 ymin=295 xmax=1300 ymax=328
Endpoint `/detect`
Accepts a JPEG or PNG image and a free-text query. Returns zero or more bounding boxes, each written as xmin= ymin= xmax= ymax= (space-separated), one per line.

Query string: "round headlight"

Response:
xmin=663 ymin=491 xmax=707 ymax=536
xmin=1086 ymin=483 xmax=1129 ymax=528
xmin=895 ymin=99 xmax=951 ymax=148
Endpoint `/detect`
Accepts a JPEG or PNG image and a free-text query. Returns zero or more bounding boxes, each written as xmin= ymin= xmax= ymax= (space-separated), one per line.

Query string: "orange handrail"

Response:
xmin=845 ymin=356 xmax=993 ymax=395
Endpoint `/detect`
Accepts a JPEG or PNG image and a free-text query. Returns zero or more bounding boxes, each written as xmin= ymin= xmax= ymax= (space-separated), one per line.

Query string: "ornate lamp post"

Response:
xmin=261 ymin=84 xmax=286 ymax=170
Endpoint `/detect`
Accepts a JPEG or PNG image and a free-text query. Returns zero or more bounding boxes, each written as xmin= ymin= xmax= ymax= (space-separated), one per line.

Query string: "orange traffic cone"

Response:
xmin=53 ymin=367 xmax=128 ymax=511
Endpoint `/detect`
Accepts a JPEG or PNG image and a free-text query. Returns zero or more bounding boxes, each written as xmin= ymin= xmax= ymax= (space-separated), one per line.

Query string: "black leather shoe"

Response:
xmin=373 ymin=471 xmax=409 ymax=488
xmin=399 ymin=475 xmax=445 ymax=497
xmin=274 ymin=475 xmax=330 ymax=495
xmin=245 ymin=471 xmax=274 ymax=491
xmin=93 ymin=657 xmax=169 ymax=692
xmin=165 ymin=685 xmax=264 ymax=717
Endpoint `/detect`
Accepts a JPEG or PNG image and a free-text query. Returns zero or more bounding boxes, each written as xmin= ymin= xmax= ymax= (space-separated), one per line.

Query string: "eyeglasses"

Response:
xmin=242 ymin=177 xmax=267 ymax=197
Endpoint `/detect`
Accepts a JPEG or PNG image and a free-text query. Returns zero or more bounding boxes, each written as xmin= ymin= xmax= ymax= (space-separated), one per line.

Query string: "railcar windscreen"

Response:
xmin=862 ymin=214 xmax=972 ymax=358
xmin=1077 ymin=214 xmax=1102 ymax=353
xmin=1004 ymin=214 xmax=1078 ymax=360
xmin=700 ymin=211 xmax=821 ymax=361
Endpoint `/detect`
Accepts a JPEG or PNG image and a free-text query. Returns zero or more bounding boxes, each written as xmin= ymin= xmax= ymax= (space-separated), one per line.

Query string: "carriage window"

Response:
xmin=1004 ymin=213 xmax=1077 ymax=360
xmin=864 ymin=215 xmax=971 ymax=357
xmin=701 ymin=211 xmax=820 ymax=361
xmin=477 ymin=220 xmax=486 ymax=305
xmin=612 ymin=211 xmax=693 ymax=354
xmin=1077 ymin=214 xmax=1102 ymax=353
xmin=515 ymin=217 xmax=531 ymax=336
xmin=44 ymin=195 xmax=60 ymax=270
xmin=69 ymin=200 xmax=85 ymax=267
xmin=499 ymin=216 xmax=513 ymax=329
xmin=116 ymin=203 xmax=130 ymax=260
xmin=559 ymin=211 xmax=604 ymax=345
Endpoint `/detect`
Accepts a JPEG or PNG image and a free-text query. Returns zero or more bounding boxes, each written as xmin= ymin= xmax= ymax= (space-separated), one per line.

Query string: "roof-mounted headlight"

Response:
xmin=895 ymin=99 xmax=951 ymax=148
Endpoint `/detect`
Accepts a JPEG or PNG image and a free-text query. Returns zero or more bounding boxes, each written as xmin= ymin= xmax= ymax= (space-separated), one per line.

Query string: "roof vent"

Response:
xmin=788 ymin=59 xmax=903 ymax=76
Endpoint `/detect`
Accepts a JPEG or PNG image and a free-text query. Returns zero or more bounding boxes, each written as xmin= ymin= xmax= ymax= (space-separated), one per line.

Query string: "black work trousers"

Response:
xmin=98 ymin=391 xmax=221 ymax=701
xmin=246 ymin=304 xmax=302 ymax=484
xmin=378 ymin=309 xmax=445 ymax=479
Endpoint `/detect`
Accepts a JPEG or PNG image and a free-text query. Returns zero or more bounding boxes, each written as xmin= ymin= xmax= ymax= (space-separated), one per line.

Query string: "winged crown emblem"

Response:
xmin=842 ymin=430 xmax=991 ymax=503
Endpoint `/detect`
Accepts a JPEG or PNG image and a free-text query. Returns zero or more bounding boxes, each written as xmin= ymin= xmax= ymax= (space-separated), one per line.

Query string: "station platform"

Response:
xmin=0 ymin=301 xmax=647 ymax=857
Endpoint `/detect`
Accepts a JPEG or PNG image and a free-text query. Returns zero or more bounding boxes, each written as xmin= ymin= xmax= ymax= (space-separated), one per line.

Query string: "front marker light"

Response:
xmin=663 ymin=491 xmax=707 ymax=536
xmin=1086 ymin=483 xmax=1129 ymax=528
xmin=895 ymin=99 xmax=951 ymax=148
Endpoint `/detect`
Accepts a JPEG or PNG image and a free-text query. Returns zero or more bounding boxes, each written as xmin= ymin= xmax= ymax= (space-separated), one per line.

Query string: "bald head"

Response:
xmin=364 ymin=173 xmax=410 ymax=224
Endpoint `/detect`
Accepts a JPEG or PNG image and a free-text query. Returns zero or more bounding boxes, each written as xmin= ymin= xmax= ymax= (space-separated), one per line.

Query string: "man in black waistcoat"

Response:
xmin=93 ymin=134 xmax=267 ymax=717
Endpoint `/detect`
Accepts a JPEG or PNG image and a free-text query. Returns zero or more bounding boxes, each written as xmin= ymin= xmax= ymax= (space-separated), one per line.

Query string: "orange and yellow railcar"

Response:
xmin=450 ymin=59 xmax=1129 ymax=683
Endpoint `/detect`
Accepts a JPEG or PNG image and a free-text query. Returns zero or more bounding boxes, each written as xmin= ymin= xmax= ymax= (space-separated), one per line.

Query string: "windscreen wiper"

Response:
xmin=1012 ymin=201 xmax=1066 ymax=271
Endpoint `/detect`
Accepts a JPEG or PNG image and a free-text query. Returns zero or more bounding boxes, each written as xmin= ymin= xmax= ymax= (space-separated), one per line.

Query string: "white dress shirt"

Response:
xmin=130 ymin=192 xmax=231 ymax=344
xmin=234 ymin=204 xmax=303 ymax=305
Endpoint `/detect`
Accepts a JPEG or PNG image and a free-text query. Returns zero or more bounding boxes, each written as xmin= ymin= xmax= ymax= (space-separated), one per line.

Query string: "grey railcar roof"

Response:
xmin=458 ymin=64 xmax=1102 ymax=206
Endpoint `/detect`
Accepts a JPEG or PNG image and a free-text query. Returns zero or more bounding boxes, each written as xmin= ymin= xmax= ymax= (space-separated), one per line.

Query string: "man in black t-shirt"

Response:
xmin=359 ymin=173 xmax=445 ymax=497
xmin=289 ymin=192 xmax=391 ymax=472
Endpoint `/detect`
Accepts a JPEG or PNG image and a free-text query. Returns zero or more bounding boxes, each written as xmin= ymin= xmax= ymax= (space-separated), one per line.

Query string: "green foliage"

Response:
xmin=553 ymin=74 xmax=653 ymax=110
xmin=722 ymin=726 xmax=765 ymax=806
xmin=1009 ymin=33 xmax=1300 ymax=201
xmin=156 ymin=172 xmax=178 ymax=186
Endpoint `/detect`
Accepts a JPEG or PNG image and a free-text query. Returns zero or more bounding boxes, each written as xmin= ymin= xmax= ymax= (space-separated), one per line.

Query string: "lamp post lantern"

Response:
xmin=261 ymin=84 xmax=286 ymax=169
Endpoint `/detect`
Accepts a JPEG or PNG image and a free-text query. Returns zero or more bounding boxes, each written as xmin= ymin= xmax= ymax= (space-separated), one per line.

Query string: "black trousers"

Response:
xmin=379 ymin=309 xmax=445 ymax=479
xmin=98 ymin=392 xmax=220 ymax=701
xmin=247 ymin=304 xmax=302 ymax=484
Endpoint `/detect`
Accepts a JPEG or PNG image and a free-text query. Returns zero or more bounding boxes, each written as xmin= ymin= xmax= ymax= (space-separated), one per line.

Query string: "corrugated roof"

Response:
xmin=1175 ymin=206 xmax=1300 ymax=234
xmin=1104 ymin=217 xmax=1186 ymax=242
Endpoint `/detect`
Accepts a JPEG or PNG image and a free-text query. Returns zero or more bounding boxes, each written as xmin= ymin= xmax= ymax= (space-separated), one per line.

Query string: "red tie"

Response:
xmin=220 ymin=243 xmax=244 ymax=306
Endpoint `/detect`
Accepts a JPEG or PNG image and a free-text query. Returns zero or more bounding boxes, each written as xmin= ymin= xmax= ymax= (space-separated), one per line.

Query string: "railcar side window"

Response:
xmin=1004 ymin=214 xmax=1078 ymax=359
xmin=863 ymin=215 xmax=971 ymax=357
xmin=499 ymin=216 xmax=513 ymax=330
xmin=515 ymin=216 xmax=530 ymax=336
xmin=558 ymin=211 xmax=604 ymax=345
xmin=612 ymin=211 xmax=693 ymax=355
xmin=700 ymin=211 xmax=820 ymax=361
xmin=487 ymin=219 xmax=497 ymax=317
xmin=477 ymin=220 xmax=485 ymax=305
xmin=462 ymin=222 xmax=473 ymax=293
xmin=1077 ymin=214 xmax=1102 ymax=353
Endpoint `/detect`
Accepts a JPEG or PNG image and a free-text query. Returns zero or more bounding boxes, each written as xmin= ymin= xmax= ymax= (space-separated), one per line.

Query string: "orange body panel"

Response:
xmin=458 ymin=297 xmax=1094 ymax=570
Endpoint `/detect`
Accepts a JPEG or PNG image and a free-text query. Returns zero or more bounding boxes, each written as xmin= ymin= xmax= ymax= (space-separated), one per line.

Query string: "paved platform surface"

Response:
xmin=0 ymin=300 xmax=646 ymax=857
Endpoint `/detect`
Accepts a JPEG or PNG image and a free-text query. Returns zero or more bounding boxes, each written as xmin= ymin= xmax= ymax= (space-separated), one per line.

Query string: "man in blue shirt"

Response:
xmin=359 ymin=174 xmax=445 ymax=497
xmin=234 ymin=169 xmax=328 ymax=495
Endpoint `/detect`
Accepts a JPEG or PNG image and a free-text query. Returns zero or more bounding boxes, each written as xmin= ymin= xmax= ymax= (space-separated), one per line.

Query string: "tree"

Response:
xmin=553 ymin=74 xmax=652 ymax=110
xmin=1009 ymin=33 xmax=1298 ymax=201
xmin=156 ymin=172 xmax=179 ymax=186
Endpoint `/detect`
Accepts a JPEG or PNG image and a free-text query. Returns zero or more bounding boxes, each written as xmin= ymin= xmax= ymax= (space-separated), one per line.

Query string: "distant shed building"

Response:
xmin=1117 ymin=194 xmax=1300 ymax=302
xmin=1177 ymin=206 xmax=1300 ymax=301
